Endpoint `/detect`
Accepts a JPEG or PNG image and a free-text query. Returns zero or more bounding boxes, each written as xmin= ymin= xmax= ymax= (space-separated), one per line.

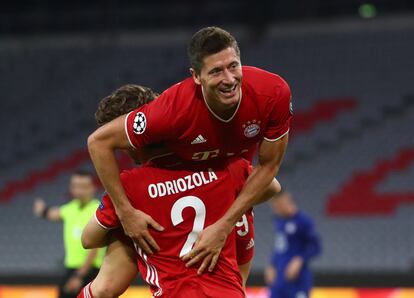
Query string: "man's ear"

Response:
xmin=190 ymin=68 xmax=201 ymax=85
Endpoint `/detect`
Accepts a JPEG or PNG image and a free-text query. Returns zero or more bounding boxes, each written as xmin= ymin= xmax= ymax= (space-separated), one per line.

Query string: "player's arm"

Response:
xmin=88 ymin=114 xmax=163 ymax=254
xmin=183 ymin=136 xmax=288 ymax=272
xmin=88 ymin=115 xmax=134 ymax=216
xmin=33 ymin=198 xmax=62 ymax=221
xmin=64 ymin=248 xmax=99 ymax=294
xmin=82 ymin=217 xmax=110 ymax=249
xmin=265 ymin=246 xmax=279 ymax=284
xmin=264 ymin=265 xmax=277 ymax=285
xmin=83 ymin=193 xmax=125 ymax=249
xmin=285 ymin=218 xmax=322 ymax=281
xmin=299 ymin=218 xmax=322 ymax=262
xmin=220 ymin=135 xmax=288 ymax=227
xmin=255 ymin=177 xmax=281 ymax=205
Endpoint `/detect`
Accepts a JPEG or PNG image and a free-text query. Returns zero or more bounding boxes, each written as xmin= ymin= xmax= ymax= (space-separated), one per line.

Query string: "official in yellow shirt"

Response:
xmin=33 ymin=171 xmax=105 ymax=298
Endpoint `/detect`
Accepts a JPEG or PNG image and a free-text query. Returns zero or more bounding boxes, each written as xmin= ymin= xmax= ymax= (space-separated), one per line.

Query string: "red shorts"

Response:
xmin=235 ymin=208 xmax=255 ymax=265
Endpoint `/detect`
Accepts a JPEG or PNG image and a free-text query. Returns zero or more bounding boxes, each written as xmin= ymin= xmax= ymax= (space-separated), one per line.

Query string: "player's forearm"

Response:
xmin=88 ymin=133 xmax=133 ymax=215
xmin=218 ymin=164 xmax=278 ymax=232
xmin=255 ymin=178 xmax=281 ymax=205
xmin=219 ymin=136 xmax=288 ymax=232
xmin=46 ymin=207 xmax=62 ymax=221
xmin=76 ymin=248 xmax=98 ymax=277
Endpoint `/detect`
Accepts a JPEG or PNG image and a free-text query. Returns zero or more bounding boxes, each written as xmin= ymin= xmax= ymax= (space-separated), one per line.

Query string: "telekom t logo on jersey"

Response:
xmin=192 ymin=148 xmax=249 ymax=161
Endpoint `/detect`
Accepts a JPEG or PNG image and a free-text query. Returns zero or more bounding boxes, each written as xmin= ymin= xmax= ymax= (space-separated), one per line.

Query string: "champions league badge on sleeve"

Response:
xmin=133 ymin=112 xmax=147 ymax=134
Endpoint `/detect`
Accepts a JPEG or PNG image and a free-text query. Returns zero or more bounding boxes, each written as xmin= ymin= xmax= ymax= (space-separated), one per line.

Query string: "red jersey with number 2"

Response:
xmin=125 ymin=66 xmax=292 ymax=163
xmin=95 ymin=158 xmax=251 ymax=297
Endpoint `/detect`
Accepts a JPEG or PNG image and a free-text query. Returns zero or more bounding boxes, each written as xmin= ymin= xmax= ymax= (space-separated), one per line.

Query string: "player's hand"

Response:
xmin=264 ymin=266 xmax=277 ymax=285
xmin=33 ymin=198 xmax=46 ymax=217
xmin=182 ymin=221 xmax=230 ymax=274
xmin=284 ymin=256 xmax=303 ymax=281
xmin=63 ymin=275 xmax=83 ymax=294
xmin=119 ymin=208 xmax=164 ymax=254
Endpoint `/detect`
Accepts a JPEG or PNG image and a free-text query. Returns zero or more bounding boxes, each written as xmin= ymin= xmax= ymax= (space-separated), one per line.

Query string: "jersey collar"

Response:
xmin=201 ymin=86 xmax=242 ymax=123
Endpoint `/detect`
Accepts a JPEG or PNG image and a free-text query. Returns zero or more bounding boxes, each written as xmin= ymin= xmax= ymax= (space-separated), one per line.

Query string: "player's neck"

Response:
xmin=202 ymin=88 xmax=240 ymax=121
xmin=211 ymin=102 xmax=238 ymax=120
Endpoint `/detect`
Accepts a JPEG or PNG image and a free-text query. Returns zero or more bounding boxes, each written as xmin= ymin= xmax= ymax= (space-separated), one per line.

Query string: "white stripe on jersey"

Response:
xmin=134 ymin=243 xmax=163 ymax=296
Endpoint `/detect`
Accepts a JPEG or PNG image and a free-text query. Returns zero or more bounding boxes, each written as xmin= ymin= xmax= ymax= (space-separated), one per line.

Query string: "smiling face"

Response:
xmin=191 ymin=47 xmax=242 ymax=113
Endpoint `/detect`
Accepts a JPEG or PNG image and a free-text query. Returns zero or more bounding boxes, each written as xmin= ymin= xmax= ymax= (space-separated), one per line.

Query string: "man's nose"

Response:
xmin=222 ymin=69 xmax=236 ymax=84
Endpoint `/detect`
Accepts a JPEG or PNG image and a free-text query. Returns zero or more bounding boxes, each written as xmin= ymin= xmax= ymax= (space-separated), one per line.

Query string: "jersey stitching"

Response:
xmin=264 ymin=129 xmax=289 ymax=142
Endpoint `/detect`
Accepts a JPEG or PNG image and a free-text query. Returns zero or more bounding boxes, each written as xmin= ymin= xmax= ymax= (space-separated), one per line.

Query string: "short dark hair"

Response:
xmin=188 ymin=26 xmax=240 ymax=74
xmin=95 ymin=84 xmax=159 ymax=126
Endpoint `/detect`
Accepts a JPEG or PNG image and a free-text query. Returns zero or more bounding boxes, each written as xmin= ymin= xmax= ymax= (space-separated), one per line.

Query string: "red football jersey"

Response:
xmin=125 ymin=66 xmax=292 ymax=163
xmin=96 ymin=158 xmax=251 ymax=297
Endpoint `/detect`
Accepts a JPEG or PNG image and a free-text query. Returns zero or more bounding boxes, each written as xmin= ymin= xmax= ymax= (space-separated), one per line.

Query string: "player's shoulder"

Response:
xmin=149 ymin=77 xmax=199 ymax=123
xmin=242 ymin=65 xmax=290 ymax=97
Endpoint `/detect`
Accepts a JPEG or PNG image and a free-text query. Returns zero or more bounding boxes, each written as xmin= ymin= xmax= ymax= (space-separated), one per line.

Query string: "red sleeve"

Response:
xmin=264 ymin=77 xmax=293 ymax=141
xmin=95 ymin=193 xmax=121 ymax=229
xmin=125 ymin=89 xmax=178 ymax=149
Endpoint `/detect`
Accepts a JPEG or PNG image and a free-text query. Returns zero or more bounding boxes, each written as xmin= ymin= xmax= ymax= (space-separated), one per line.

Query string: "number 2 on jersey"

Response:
xmin=171 ymin=196 xmax=206 ymax=257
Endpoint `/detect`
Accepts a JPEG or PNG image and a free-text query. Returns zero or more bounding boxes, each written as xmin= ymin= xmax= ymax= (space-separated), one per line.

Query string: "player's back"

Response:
xmin=121 ymin=159 xmax=249 ymax=297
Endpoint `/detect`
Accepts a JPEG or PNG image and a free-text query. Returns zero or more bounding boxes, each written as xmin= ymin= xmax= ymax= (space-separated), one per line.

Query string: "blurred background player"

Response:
xmin=33 ymin=171 xmax=105 ymax=298
xmin=264 ymin=190 xmax=321 ymax=298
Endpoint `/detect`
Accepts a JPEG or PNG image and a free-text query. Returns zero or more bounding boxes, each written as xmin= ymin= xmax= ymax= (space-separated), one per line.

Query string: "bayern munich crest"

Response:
xmin=243 ymin=120 xmax=261 ymax=138
xmin=133 ymin=112 xmax=147 ymax=134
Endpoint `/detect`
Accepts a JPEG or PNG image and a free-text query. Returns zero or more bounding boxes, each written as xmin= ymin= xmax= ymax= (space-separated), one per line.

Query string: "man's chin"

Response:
xmin=218 ymin=92 xmax=240 ymax=107
xmin=225 ymin=98 xmax=239 ymax=108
